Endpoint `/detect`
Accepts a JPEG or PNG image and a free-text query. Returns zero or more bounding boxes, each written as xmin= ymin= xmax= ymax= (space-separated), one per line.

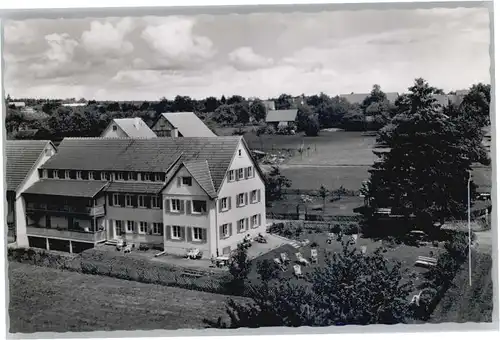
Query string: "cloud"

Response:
xmin=3 ymin=21 xmax=36 ymax=45
xmin=141 ymin=16 xmax=215 ymax=66
xmin=81 ymin=18 xmax=134 ymax=56
xmin=228 ymin=47 xmax=273 ymax=70
xmin=44 ymin=33 xmax=78 ymax=63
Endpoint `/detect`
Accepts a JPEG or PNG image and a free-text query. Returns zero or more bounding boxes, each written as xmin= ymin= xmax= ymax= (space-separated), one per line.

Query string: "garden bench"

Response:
xmin=414 ymin=256 xmax=438 ymax=268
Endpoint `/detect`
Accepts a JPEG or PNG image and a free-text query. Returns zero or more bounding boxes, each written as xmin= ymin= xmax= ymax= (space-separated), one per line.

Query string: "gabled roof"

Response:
xmin=104 ymin=118 xmax=157 ymax=138
xmin=158 ymin=112 xmax=216 ymax=137
xmin=184 ymin=160 xmax=217 ymax=198
xmin=41 ymin=137 xmax=242 ymax=192
xmin=23 ymin=180 xmax=108 ymax=198
xmin=265 ymin=109 xmax=298 ymax=123
xmin=5 ymin=140 xmax=53 ymax=192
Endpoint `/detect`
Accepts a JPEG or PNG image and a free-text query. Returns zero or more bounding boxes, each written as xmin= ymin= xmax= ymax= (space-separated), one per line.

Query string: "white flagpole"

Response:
xmin=468 ymin=170 xmax=472 ymax=287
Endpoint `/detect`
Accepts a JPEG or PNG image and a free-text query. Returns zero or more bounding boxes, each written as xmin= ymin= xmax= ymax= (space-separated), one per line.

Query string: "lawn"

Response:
xmin=8 ymin=262 xmax=245 ymax=333
xmin=280 ymin=166 xmax=371 ymax=191
xmin=268 ymin=193 xmax=364 ymax=216
xmin=431 ymin=250 xmax=493 ymax=323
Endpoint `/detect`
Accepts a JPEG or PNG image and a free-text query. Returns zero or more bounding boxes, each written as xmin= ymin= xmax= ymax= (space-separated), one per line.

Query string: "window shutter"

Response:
xmin=166 ymin=225 xmax=171 ymax=240
xmin=186 ymin=201 xmax=191 ymax=214
xmin=258 ymin=214 xmax=262 ymax=226
xmin=165 ymin=199 xmax=171 ymax=212
xmin=219 ymin=200 xmax=222 ymax=213
xmin=145 ymin=196 xmax=151 ymax=209
xmin=177 ymin=177 xmax=181 ymax=187
xmin=159 ymin=197 xmax=163 ymax=210
xmin=229 ymin=223 xmax=233 ymax=237
xmin=219 ymin=225 xmax=224 ymax=240
xmin=133 ymin=222 xmax=138 ymax=234
xmin=235 ymin=170 xmax=240 ymax=181
xmin=228 ymin=197 xmax=232 ymax=210
xmin=180 ymin=226 xmax=186 ymax=241
xmin=245 ymin=218 xmax=249 ymax=230
xmin=132 ymin=195 xmax=138 ymax=208
xmin=119 ymin=195 xmax=125 ymax=207
xmin=257 ymin=189 xmax=261 ymax=202
xmin=108 ymin=194 xmax=113 ymax=206
xmin=187 ymin=227 xmax=192 ymax=242
xmin=245 ymin=193 xmax=248 ymax=206
xmin=180 ymin=200 xmax=185 ymax=213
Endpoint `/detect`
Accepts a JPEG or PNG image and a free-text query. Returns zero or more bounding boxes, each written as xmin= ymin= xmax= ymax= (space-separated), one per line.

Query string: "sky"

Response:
xmin=2 ymin=6 xmax=491 ymax=101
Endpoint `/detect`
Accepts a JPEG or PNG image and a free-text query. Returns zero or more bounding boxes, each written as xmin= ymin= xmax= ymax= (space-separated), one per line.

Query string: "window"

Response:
xmin=151 ymin=196 xmax=160 ymax=209
xmin=116 ymin=172 xmax=124 ymax=181
xmin=238 ymin=149 xmax=242 ymax=156
xmin=238 ymin=219 xmax=245 ymax=232
xmin=246 ymin=166 xmax=253 ymax=178
xmin=220 ymin=197 xmax=228 ymax=211
xmin=139 ymin=222 xmax=148 ymax=234
xmin=250 ymin=190 xmax=258 ymax=203
xmin=65 ymin=170 xmax=70 ymax=179
xmin=171 ymin=199 xmax=181 ymax=212
xmin=47 ymin=170 xmax=54 ymax=179
xmin=81 ymin=171 xmax=89 ymax=180
xmin=89 ymin=171 xmax=94 ymax=180
xmin=193 ymin=227 xmax=203 ymax=241
xmin=138 ymin=195 xmax=146 ymax=208
xmin=57 ymin=170 xmax=65 ymax=179
xmin=116 ymin=220 xmax=123 ymax=234
xmin=125 ymin=194 xmax=133 ymax=207
xmin=155 ymin=173 xmax=163 ymax=182
xmin=112 ymin=193 xmax=120 ymax=206
xmin=237 ymin=168 xmax=244 ymax=180
xmin=237 ymin=193 xmax=245 ymax=207
xmin=221 ymin=224 xmax=229 ymax=238
xmin=182 ymin=176 xmax=192 ymax=186
xmin=103 ymin=172 xmax=110 ymax=180
xmin=172 ymin=225 xmax=181 ymax=239
xmin=152 ymin=223 xmax=163 ymax=235
xmin=112 ymin=125 xmax=117 ymax=131
xmin=126 ymin=220 xmax=134 ymax=233
xmin=252 ymin=214 xmax=259 ymax=227
xmin=143 ymin=173 xmax=150 ymax=181
xmin=41 ymin=170 xmax=47 ymax=178
xmin=192 ymin=200 xmax=207 ymax=214
xmin=76 ymin=171 xmax=82 ymax=180
xmin=228 ymin=170 xmax=235 ymax=182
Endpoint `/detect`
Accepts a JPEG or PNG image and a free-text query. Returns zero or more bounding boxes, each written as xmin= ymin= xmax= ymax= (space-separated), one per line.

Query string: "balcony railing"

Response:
xmin=26 ymin=203 xmax=105 ymax=216
xmin=26 ymin=226 xmax=106 ymax=243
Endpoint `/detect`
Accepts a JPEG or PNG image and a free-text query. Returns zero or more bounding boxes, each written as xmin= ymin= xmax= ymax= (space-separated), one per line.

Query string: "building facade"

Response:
xmin=18 ymin=136 xmax=266 ymax=258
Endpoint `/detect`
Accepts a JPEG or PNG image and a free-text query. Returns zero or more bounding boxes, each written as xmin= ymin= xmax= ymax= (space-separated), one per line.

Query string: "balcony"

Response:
xmin=26 ymin=226 xmax=106 ymax=243
xmin=26 ymin=202 xmax=105 ymax=217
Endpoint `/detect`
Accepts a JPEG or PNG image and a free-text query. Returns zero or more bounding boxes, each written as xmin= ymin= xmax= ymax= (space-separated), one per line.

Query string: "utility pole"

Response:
xmin=468 ymin=170 xmax=472 ymax=287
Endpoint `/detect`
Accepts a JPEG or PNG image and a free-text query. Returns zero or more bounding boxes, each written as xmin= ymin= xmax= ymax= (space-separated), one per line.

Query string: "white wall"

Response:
xmin=151 ymin=116 xmax=178 ymax=137
xmin=216 ymin=139 xmax=267 ymax=255
xmin=162 ymin=166 xmax=215 ymax=258
xmin=101 ymin=124 xmax=128 ymax=138
xmin=16 ymin=143 xmax=56 ymax=247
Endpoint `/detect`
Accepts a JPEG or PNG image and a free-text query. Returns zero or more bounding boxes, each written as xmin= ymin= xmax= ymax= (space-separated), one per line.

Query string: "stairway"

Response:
xmin=104 ymin=239 xmax=118 ymax=246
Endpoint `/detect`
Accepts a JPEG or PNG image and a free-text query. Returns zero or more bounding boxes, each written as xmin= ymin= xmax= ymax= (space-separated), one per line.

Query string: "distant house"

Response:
xmin=10 ymin=101 xmax=26 ymax=108
xmin=262 ymin=100 xmax=276 ymax=111
xmin=339 ymin=92 xmax=399 ymax=105
xmin=101 ymin=118 xmax=157 ymax=138
xmin=151 ymin=112 xmax=216 ymax=138
xmin=5 ymin=140 xmax=57 ymax=244
xmin=61 ymin=103 xmax=87 ymax=107
xmin=265 ymin=109 xmax=299 ymax=129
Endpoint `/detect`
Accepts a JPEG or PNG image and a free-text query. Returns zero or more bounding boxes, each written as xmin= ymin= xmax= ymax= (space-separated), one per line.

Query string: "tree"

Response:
xmin=275 ymin=94 xmax=292 ymax=110
xmin=226 ymin=95 xmax=246 ymax=105
xmin=224 ymin=242 xmax=252 ymax=295
xmin=249 ymin=99 xmax=267 ymax=122
xmin=319 ymin=185 xmax=329 ymax=213
xmin=341 ymin=108 xmax=365 ymax=131
xmin=213 ymin=104 xmax=236 ymax=126
xmin=316 ymin=96 xmax=351 ymax=128
xmin=361 ymin=84 xmax=387 ymax=110
xmin=203 ymin=96 xmax=221 ymax=113
xmin=172 ymin=95 xmax=194 ymax=112
xmin=207 ymin=238 xmax=415 ymax=328
xmin=364 ymin=78 xmax=489 ymax=230
xmin=303 ymin=114 xmax=320 ymax=136
xmin=233 ymin=102 xmax=250 ymax=124
xmin=265 ymin=166 xmax=292 ymax=202
xmin=458 ymin=83 xmax=491 ymax=127
xmin=296 ymin=104 xmax=314 ymax=132
xmin=256 ymin=259 xmax=280 ymax=283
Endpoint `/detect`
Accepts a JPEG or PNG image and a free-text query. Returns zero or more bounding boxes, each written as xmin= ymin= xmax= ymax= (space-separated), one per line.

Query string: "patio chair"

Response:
xmin=361 ymin=246 xmax=367 ymax=254
xmin=274 ymin=258 xmax=286 ymax=271
xmin=123 ymin=244 xmax=133 ymax=253
xmin=310 ymin=249 xmax=318 ymax=264
xmin=295 ymin=252 xmax=310 ymax=266
xmin=293 ymin=264 xmax=303 ymax=278
xmin=280 ymin=252 xmax=290 ymax=264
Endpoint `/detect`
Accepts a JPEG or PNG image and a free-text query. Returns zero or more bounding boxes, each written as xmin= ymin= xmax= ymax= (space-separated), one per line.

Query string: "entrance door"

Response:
xmin=107 ymin=220 xmax=115 ymax=240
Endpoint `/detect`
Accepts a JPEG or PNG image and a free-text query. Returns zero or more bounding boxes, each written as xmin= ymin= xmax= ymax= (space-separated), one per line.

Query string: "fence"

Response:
xmin=266 ymin=211 xmax=362 ymax=223
xmin=282 ymin=188 xmax=360 ymax=197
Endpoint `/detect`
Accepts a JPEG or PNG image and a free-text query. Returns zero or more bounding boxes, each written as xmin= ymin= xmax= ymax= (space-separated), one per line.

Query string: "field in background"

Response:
xmin=8 ymin=262 xmax=242 ymax=333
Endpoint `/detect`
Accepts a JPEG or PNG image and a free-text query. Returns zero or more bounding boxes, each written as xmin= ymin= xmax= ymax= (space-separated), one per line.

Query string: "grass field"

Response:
xmin=269 ymin=194 xmax=364 ymax=216
xmin=8 ymin=262 xmax=245 ymax=333
xmin=431 ymin=251 xmax=493 ymax=323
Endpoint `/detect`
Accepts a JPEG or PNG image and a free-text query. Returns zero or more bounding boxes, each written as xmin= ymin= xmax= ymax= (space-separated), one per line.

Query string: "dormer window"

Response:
xmin=76 ymin=171 xmax=82 ymax=180
xmin=143 ymin=173 xmax=150 ymax=181
xmin=89 ymin=171 xmax=94 ymax=180
xmin=47 ymin=170 xmax=54 ymax=179
xmin=116 ymin=172 xmax=124 ymax=181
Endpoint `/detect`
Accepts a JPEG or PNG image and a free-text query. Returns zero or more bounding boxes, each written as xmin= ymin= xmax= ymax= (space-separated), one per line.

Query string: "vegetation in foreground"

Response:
xmin=8 ymin=261 xmax=245 ymax=333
